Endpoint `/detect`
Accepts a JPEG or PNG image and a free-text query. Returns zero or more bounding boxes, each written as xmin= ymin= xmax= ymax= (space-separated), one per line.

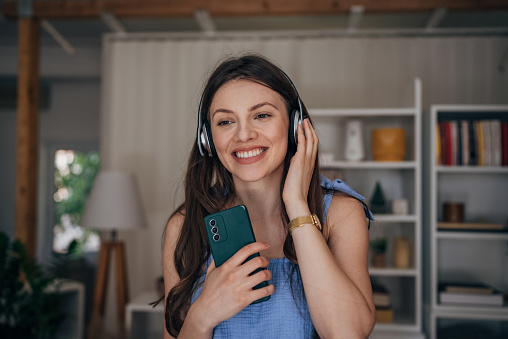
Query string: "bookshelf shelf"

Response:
xmin=369 ymin=268 xmax=418 ymax=277
xmin=321 ymin=161 xmax=417 ymax=169
xmin=436 ymin=231 xmax=508 ymax=240
xmin=434 ymin=305 xmax=508 ymax=320
xmin=309 ymin=107 xmax=416 ymax=117
xmin=314 ymin=78 xmax=422 ymax=339
xmin=436 ymin=166 xmax=508 ymax=174
xmin=426 ymin=105 xmax=508 ymax=339
xmin=374 ymin=214 xmax=418 ymax=223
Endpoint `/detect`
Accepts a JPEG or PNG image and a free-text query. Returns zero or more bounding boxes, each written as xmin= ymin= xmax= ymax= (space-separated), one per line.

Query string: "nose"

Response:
xmin=234 ymin=120 xmax=257 ymax=142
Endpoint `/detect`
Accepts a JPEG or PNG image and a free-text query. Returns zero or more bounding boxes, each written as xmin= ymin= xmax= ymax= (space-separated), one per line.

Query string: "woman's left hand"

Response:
xmin=282 ymin=118 xmax=319 ymax=217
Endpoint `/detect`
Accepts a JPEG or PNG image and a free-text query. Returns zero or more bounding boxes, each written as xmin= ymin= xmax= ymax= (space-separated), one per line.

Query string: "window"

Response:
xmin=52 ymin=150 xmax=100 ymax=254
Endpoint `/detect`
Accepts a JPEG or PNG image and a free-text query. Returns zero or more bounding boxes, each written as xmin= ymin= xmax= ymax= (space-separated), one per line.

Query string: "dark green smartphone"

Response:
xmin=204 ymin=205 xmax=270 ymax=303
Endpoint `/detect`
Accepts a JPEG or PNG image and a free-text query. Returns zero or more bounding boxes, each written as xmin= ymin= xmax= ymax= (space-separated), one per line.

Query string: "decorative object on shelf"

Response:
xmin=369 ymin=238 xmax=387 ymax=268
xmin=344 ymin=119 xmax=364 ymax=161
xmin=375 ymin=307 xmax=394 ymax=323
xmin=443 ymin=202 xmax=464 ymax=223
xmin=371 ymin=127 xmax=406 ymax=161
xmin=370 ymin=181 xmax=388 ymax=214
xmin=391 ymin=198 xmax=409 ymax=215
xmin=393 ymin=236 xmax=410 ymax=269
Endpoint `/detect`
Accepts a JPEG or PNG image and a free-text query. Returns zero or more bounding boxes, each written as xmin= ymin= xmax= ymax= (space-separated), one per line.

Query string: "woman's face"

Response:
xmin=209 ymin=79 xmax=289 ymax=184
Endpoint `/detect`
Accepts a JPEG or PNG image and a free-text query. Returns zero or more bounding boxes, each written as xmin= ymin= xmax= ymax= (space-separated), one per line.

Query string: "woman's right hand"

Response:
xmin=189 ymin=242 xmax=274 ymax=331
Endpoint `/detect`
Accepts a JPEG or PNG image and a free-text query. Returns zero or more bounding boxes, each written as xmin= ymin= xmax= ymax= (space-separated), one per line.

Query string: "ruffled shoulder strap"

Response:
xmin=320 ymin=175 xmax=375 ymax=223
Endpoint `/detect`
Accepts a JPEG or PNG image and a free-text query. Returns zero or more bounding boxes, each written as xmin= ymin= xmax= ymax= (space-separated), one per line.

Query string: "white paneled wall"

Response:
xmin=101 ymin=35 xmax=508 ymax=333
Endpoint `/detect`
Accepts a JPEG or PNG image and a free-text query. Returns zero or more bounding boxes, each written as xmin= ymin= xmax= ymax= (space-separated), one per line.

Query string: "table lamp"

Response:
xmin=81 ymin=171 xmax=145 ymax=327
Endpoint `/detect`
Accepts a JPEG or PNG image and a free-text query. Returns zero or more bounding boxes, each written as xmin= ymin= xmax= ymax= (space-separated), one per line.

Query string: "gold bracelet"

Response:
xmin=288 ymin=214 xmax=322 ymax=235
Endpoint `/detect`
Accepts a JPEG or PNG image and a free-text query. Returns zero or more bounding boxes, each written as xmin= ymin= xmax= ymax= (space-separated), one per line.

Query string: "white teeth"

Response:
xmin=236 ymin=148 xmax=265 ymax=159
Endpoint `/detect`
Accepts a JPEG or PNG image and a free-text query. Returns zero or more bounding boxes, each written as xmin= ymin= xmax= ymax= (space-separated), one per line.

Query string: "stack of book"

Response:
xmin=372 ymin=282 xmax=393 ymax=322
xmin=436 ymin=119 xmax=508 ymax=166
xmin=438 ymin=282 xmax=505 ymax=306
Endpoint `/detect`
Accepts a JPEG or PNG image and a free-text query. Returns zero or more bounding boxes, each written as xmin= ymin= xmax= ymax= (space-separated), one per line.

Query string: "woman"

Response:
xmin=162 ymin=54 xmax=375 ymax=338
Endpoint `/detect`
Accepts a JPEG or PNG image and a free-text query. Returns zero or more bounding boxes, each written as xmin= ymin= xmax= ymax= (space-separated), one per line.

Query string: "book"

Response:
xmin=461 ymin=120 xmax=469 ymax=166
xmin=439 ymin=122 xmax=447 ymax=165
xmin=439 ymin=291 xmax=504 ymax=306
xmin=450 ymin=120 xmax=458 ymax=166
xmin=482 ymin=120 xmax=491 ymax=166
xmin=437 ymin=222 xmax=505 ymax=231
xmin=468 ymin=120 xmax=477 ymax=165
xmin=476 ymin=121 xmax=484 ymax=166
xmin=439 ymin=282 xmax=494 ymax=294
xmin=372 ymin=282 xmax=391 ymax=307
xmin=490 ymin=120 xmax=501 ymax=166
xmin=502 ymin=121 xmax=508 ymax=166
xmin=435 ymin=124 xmax=441 ymax=165
xmin=445 ymin=122 xmax=453 ymax=165
xmin=456 ymin=120 xmax=463 ymax=165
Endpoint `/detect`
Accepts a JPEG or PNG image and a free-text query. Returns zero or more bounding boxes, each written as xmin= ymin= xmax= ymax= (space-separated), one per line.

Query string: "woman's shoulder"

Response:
xmin=327 ymin=193 xmax=366 ymax=220
xmin=320 ymin=175 xmax=374 ymax=222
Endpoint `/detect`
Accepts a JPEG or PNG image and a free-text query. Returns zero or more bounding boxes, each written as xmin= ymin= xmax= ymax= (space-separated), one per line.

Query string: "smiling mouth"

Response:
xmin=234 ymin=147 xmax=267 ymax=159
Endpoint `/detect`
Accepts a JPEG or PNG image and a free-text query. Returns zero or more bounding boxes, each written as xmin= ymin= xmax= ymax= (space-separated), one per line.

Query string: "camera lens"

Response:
xmin=211 ymin=226 xmax=218 ymax=234
xmin=213 ymin=234 xmax=220 ymax=241
xmin=210 ymin=219 xmax=216 ymax=226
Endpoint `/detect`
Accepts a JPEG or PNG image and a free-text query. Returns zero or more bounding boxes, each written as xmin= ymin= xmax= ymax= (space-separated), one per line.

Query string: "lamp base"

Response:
xmin=91 ymin=241 xmax=129 ymax=325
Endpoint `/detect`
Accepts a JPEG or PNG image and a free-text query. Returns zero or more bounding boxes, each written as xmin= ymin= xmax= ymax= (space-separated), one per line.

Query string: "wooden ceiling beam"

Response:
xmin=3 ymin=0 xmax=508 ymax=20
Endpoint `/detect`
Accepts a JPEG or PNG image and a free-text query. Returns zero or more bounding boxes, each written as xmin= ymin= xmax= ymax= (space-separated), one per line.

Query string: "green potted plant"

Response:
xmin=0 ymin=232 xmax=64 ymax=339
xmin=369 ymin=238 xmax=388 ymax=268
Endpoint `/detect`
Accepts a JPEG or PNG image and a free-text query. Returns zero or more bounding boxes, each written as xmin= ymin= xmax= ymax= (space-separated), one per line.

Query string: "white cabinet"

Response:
xmin=310 ymin=78 xmax=424 ymax=338
xmin=46 ymin=279 xmax=85 ymax=339
xmin=126 ymin=291 xmax=164 ymax=339
xmin=426 ymin=105 xmax=508 ymax=339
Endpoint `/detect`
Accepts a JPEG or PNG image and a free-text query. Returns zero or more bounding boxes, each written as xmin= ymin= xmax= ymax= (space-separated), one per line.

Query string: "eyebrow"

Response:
xmin=211 ymin=102 xmax=279 ymax=119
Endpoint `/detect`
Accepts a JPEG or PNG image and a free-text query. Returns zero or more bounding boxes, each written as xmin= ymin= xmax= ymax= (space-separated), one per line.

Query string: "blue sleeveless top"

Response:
xmin=191 ymin=176 xmax=373 ymax=338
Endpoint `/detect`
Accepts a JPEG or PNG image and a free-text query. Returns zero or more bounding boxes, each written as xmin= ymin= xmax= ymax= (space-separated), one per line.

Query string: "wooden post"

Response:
xmin=16 ymin=18 xmax=40 ymax=259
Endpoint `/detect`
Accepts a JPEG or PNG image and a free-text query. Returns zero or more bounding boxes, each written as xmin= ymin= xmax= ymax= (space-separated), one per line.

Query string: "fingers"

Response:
xmin=246 ymin=266 xmax=272 ymax=287
xmin=238 ymin=255 xmax=270 ymax=277
xmin=250 ymin=283 xmax=275 ymax=301
xmin=297 ymin=119 xmax=318 ymax=154
xmin=223 ymin=242 xmax=270 ymax=268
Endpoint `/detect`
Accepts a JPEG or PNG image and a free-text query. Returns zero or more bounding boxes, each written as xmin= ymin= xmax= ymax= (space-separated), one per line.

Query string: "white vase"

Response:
xmin=344 ymin=120 xmax=364 ymax=161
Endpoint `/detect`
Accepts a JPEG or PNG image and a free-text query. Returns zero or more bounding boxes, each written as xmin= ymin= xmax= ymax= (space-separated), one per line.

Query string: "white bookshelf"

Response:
xmin=427 ymin=105 xmax=508 ymax=339
xmin=310 ymin=78 xmax=424 ymax=339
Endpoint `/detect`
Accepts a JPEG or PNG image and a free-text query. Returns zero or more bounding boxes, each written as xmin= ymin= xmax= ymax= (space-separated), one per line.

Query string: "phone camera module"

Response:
xmin=209 ymin=219 xmax=216 ymax=227
xmin=211 ymin=226 xmax=218 ymax=234
xmin=213 ymin=234 xmax=220 ymax=241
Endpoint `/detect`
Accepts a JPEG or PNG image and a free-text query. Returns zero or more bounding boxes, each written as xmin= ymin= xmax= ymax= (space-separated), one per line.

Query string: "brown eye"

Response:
xmin=255 ymin=113 xmax=271 ymax=119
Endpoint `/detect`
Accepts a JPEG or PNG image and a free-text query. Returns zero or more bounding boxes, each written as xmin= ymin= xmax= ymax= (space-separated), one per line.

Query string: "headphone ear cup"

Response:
xmin=203 ymin=121 xmax=217 ymax=157
xmin=288 ymin=109 xmax=300 ymax=147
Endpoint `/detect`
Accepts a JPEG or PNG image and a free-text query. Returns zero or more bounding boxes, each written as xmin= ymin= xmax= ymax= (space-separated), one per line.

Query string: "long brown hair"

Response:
xmin=164 ymin=54 xmax=323 ymax=337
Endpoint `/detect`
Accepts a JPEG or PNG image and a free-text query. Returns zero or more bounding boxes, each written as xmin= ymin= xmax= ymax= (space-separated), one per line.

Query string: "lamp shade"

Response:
xmin=81 ymin=171 xmax=145 ymax=230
